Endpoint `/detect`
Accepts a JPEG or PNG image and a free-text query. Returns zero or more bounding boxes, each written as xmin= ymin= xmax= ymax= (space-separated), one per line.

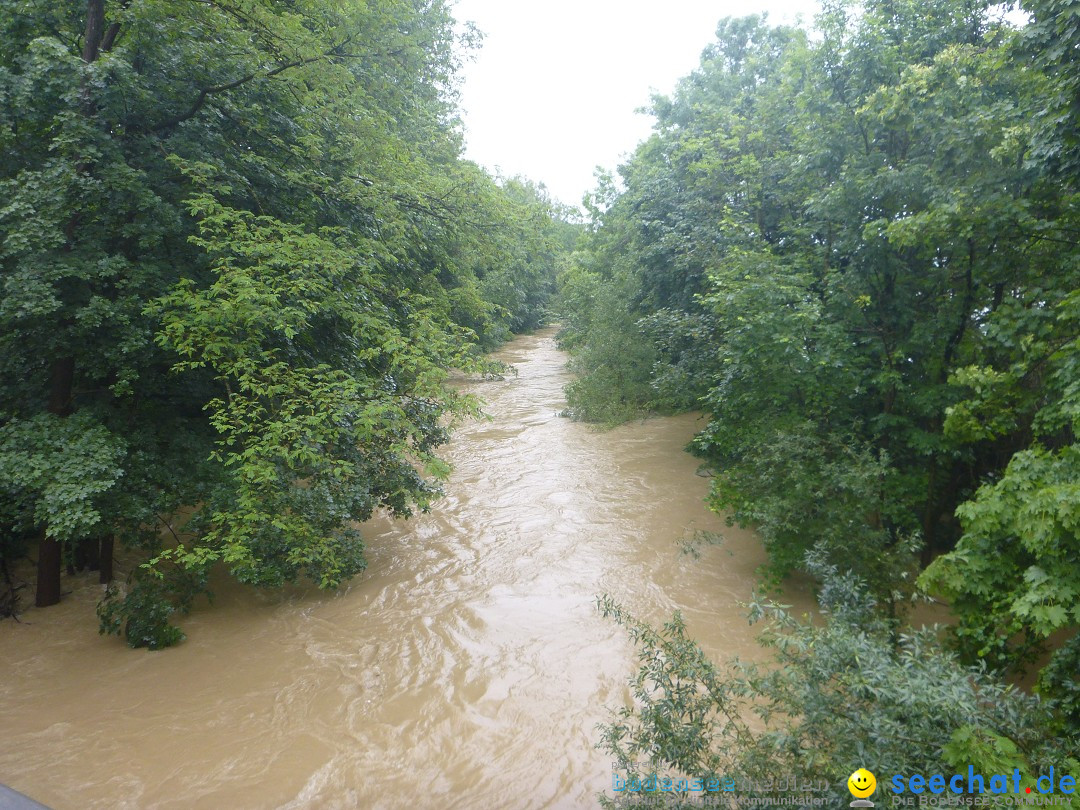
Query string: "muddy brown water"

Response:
xmin=0 ymin=328 xmax=814 ymax=810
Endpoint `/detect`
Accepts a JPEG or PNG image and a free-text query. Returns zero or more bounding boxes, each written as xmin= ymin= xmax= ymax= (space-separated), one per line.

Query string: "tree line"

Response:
xmin=556 ymin=0 xmax=1080 ymax=796
xmin=0 ymin=0 xmax=576 ymax=646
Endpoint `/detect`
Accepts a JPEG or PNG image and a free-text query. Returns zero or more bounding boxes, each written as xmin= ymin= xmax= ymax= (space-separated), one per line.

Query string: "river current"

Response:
xmin=0 ymin=328 xmax=813 ymax=809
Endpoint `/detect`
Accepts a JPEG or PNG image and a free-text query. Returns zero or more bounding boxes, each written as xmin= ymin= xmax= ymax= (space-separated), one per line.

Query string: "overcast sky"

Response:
xmin=452 ymin=0 xmax=823 ymax=209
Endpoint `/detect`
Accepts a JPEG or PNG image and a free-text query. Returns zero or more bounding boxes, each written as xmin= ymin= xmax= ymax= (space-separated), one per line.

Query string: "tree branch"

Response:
xmin=151 ymin=37 xmax=354 ymax=133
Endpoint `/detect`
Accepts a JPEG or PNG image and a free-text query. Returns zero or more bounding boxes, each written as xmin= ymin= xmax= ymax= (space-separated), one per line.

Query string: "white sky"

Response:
xmin=452 ymin=0 xmax=823 ymax=209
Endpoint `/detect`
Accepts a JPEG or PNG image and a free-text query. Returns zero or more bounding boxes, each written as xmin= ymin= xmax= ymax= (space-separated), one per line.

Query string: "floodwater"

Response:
xmin=0 ymin=328 xmax=813 ymax=809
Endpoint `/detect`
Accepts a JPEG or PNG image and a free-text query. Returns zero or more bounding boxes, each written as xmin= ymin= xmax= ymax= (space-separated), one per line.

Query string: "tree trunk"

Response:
xmin=35 ymin=533 xmax=62 ymax=607
xmin=81 ymin=0 xmax=106 ymax=64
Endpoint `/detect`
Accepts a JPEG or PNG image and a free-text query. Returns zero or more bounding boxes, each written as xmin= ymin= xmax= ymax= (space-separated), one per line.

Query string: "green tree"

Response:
xmin=560 ymin=0 xmax=1080 ymax=723
xmin=913 ymin=0 xmax=1080 ymax=716
xmin=560 ymin=0 xmax=1072 ymax=599
xmin=0 ymin=0 xmax=569 ymax=644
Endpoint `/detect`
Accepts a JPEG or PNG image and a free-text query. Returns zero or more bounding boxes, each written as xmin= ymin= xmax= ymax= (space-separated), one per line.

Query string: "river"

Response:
xmin=0 ymin=328 xmax=813 ymax=809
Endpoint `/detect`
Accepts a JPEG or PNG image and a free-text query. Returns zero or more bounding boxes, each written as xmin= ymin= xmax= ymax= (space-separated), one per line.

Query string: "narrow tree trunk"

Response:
xmin=81 ymin=0 xmax=106 ymax=64
xmin=35 ymin=533 xmax=62 ymax=607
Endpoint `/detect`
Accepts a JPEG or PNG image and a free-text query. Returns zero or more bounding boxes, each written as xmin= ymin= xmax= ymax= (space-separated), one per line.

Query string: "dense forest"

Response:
xmin=0 ymin=0 xmax=574 ymax=647
xmin=556 ymin=0 xmax=1080 ymax=800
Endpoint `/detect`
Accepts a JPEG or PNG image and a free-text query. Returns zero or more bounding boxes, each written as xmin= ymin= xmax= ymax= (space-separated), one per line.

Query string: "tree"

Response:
xmin=558 ymin=0 xmax=1080 ymax=725
xmin=0 ymin=0 xmax=569 ymax=645
xmin=913 ymin=0 xmax=1080 ymax=716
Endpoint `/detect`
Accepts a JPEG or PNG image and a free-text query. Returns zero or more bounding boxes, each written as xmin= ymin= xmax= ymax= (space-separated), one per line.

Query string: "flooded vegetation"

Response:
xmin=1 ymin=331 xmax=809 ymax=808
xmin=2 ymin=0 xmax=1078 ymax=806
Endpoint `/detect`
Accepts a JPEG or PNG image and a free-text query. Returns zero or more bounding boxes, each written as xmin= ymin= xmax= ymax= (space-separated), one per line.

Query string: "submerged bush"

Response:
xmin=597 ymin=561 xmax=1079 ymax=809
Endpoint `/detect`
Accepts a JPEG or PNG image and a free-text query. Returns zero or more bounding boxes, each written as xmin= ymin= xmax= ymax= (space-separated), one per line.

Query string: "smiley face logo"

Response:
xmin=847 ymin=768 xmax=877 ymax=799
